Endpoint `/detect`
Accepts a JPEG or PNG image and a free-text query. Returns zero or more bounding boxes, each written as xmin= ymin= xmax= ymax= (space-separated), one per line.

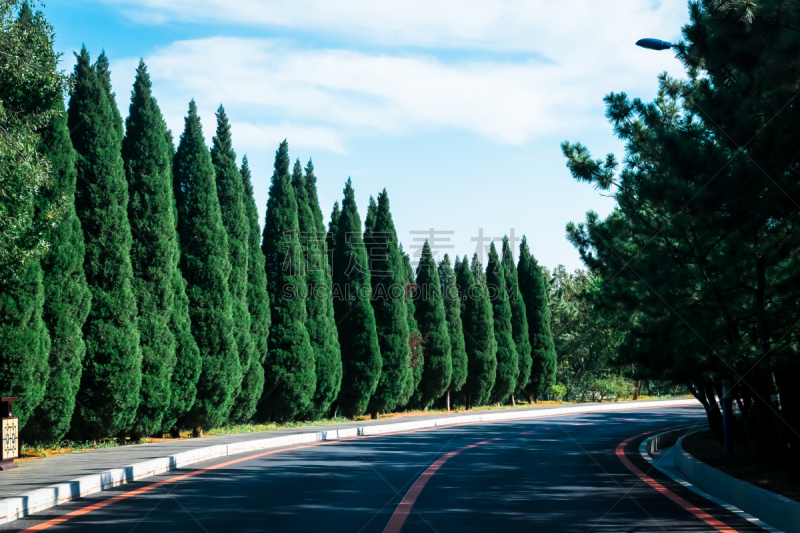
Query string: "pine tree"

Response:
xmin=439 ymin=254 xmax=467 ymax=409
xmin=94 ymin=51 xmax=122 ymax=142
xmin=26 ymin=100 xmax=91 ymax=441
xmin=518 ymin=236 xmax=555 ymax=401
xmin=68 ymin=48 xmax=142 ymax=439
xmin=396 ymin=246 xmax=421 ymax=408
xmin=294 ymin=158 xmax=341 ymax=419
xmin=413 ymin=241 xmax=451 ymax=408
xmin=210 ymin=106 xmax=254 ymax=423
xmin=326 ymin=201 xmax=340 ymax=270
xmin=486 ymin=241 xmax=518 ymax=404
xmin=122 ymin=61 xmax=177 ymax=436
xmin=365 ymin=189 xmax=410 ymax=416
xmin=501 ymin=237 xmax=532 ymax=401
xmin=332 ymin=178 xmax=382 ymax=417
xmin=162 ymin=124 xmax=201 ymax=433
xmin=459 ymin=254 xmax=496 ymax=407
xmin=259 ymin=140 xmax=315 ymax=422
xmin=173 ymin=100 xmax=239 ymax=433
xmin=237 ymin=156 xmax=270 ymax=423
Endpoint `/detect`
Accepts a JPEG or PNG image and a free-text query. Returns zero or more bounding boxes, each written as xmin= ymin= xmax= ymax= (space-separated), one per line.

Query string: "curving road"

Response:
xmin=4 ymin=405 xmax=766 ymax=532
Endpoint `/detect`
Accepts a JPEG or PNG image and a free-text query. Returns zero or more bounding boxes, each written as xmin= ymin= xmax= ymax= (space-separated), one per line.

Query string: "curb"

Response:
xmin=0 ymin=398 xmax=698 ymax=526
xmin=641 ymin=427 xmax=785 ymax=533
xmin=674 ymin=433 xmax=800 ymax=533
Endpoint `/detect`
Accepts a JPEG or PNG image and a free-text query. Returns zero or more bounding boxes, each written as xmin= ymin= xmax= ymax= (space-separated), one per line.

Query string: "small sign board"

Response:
xmin=0 ymin=396 xmax=19 ymax=471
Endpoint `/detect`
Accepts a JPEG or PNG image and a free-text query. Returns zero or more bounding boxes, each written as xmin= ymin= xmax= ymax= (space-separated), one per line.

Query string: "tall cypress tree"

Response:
xmin=439 ymin=254 xmax=467 ymax=409
xmin=414 ymin=241 xmax=452 ymax=408
xmin=364 ymin=195 xmax=377 ymax=234
xmin=396 ymin=246 xmax=421 ymax=408
xmin=210 ymin=106 xmax=254 ymax=423
xmin=294 ymin=159 xmax=340 ymax=419
xmin=365 ymin=189 xmax=410 ymax=417
xmin=68 ymin=48 xmax=141 ymax=439
xmin=173 ymin=100 xmax=239 ymax=433
xmin=459 ymin=254 xmax=496 ymax=407
xmin=518 ymin=236 xmax=556 ymax=401
xmin=122 ymin=61 xmax=177 ymax=436
xmin=236 ymin=156 xmax=270 ymax=423
xmin=94 ymin=51 xmax=122 ymax=142
xmin=487 ymin=241 xmax=518 ymax=404
xmin=332 ymin=178 xmax=382 ymax=417
xmin=26 ymin=100 xmax=91 ymax=441
xmin=163 ymin=124 xmax=201 ymax=433
xmin=260 ymin=141 xmax=315 ymax=422
xmin=501 ymin=236 xmax=532 ymax=402
xmin=326 ymin=201 xmax=340 ymax=270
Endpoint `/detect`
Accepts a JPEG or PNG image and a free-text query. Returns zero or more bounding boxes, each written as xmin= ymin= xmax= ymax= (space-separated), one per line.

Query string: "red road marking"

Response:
xmin=382 ymin=438 xmax=499 ymax=533
xmin=616 ymin=432 xmax=738 ymax=533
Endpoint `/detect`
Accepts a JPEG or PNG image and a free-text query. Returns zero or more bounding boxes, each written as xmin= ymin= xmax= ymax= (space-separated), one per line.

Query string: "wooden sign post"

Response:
xmin=1 ymin=396 xmax=19 ymax=471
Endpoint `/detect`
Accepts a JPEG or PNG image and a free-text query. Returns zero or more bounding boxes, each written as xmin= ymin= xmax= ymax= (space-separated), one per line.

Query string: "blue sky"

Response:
xmin=43 ymin=0 xmax=690 ymax=271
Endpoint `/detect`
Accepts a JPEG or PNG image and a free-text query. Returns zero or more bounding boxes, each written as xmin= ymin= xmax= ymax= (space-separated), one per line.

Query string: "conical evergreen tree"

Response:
xmin=122 ymin=61 xmax=177 ymax=436
xmin=439 ymin=254 xmax=467 ymax=407
xmin=162 ymin=124 xmax=201 ymax=433
xmin=259 ymin=141 xmax=315 ymax=422
xmin=364 ymin=195 xmax=377 ymax=234
xmin=413 ymin=241 xmax=452 ymax=407
xmin=486 ymin=242 xmax=518 ymax=403
xmin=294 ymin=159 xmax=341 ymax=419
xmin=327 ymin=201 xmax=340 ymax=270
xmin=396 ymin=246 xmax=421 ymax=408
xmin=68 ymin=48 xmax=141 ymax=438
xmin=94 ymin=51 xmax=122 ymax=142
xmin=210 ymin=106 xmax=254 ymax=423
xmin=501 ymin=236 xmax=532 ymax=401
xmin=365 ymin=189 xmax=410 ymax=416
xmin=459 ymin=254 xmax=496 ymax=406
xmin=332 ymin=178 xmax=382 ymax=417
xmin=518 ymin=236 xmax=556 ymax=401
xmin=173 ymin=100 xmax=239 ymax=432
xmin=236 ymin=156 xmax=270 ymax=423
xmin=26 ymin=100 xmax=91 ymax=441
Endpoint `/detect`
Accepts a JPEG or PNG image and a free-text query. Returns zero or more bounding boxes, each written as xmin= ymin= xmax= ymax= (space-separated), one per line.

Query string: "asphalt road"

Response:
xmin=5 ymin=405 xmax=766 ymax=533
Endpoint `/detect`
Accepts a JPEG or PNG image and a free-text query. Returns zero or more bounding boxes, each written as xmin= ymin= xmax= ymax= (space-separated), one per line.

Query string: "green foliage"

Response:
xmin=501 ymin=237 xmax=531 ymax=396
xmin=331 ymin=178 xmax=382 ymax=417
xmin=163 ymin=124 xmax=201 ymax=432
xmin=122 ymin=61 xmax=177 ymax=436
xmin=69 ymin=48 xmax=142 ymax=439
xmin=326 ymin=201 xmax=339 ymax=271
xmin=365 ymin=189 xmax=410 ymax=415
xmin=293 ymin=158 xmax=340 ymax=419
xmin=486 ymin=242 xmax=518 ymax=403
xmin=413 ymin=241 xmax=451 ymax=407
xmin=458 ymin=255 xmax=496 ymax=406
xmin=210 ymin=106 xmax=255 ymax=423
xmin=259 ymin=141 xmax=315 ymax=422
xmin=0 ymin=1 xmax=69 ymax=272
xmin=439 ymin=254 xmax=467 ymax=395
xmin=173 ymin=100 xmax=239 ymax=431
xmin=396 ymin=246 xmax=420 ymax=408
xmin=236 ymin=156 xmax=270 ymax=423
xmin=26 ymin=100 xmax=91 ymax=441
xmin=518 ymin=237 xmax=555 ymax=401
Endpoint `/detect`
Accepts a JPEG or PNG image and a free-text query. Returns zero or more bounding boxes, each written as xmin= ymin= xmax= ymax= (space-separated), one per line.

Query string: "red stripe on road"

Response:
xmin=382 ymin=438 xmax=498 ymax=533
xmin=616 ymin=432 xmax=738 ymax=533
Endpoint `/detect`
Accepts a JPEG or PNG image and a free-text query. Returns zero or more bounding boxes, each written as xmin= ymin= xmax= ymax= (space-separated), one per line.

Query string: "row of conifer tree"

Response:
xmin=6 ymin=43 xmax=556 ymax=442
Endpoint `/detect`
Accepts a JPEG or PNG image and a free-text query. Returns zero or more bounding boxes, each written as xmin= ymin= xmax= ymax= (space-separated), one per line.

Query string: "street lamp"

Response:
xmin=635 ymin=38 xmax=673 ymax=51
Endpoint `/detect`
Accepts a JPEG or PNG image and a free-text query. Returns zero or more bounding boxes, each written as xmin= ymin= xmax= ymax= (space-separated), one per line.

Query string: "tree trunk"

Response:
xmin=192 ymin=426 xmax=204 ymax=438
xmin=370 ymin=411 xmax=379 ymax=420
xmin=632 ymin=380 xmax=642 ymax=400
xmin=170 ymin=426 xmax=180 ymax=439
xmin=511 ymin=394 xmax=516 ymax=406
xmin=446 ymin=391 xmax=451 ymax=412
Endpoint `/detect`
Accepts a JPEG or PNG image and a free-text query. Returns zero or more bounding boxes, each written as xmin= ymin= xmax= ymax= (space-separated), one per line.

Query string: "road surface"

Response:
xmin=5 ymin=405 xmax=765 ymax=532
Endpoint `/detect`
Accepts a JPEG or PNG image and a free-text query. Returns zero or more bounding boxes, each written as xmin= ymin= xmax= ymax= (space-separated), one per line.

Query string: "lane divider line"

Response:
xmin=617 ymin=432 xmax=739 ymax=533
xmin=382 ymin=438 xmax=499 ymax=533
